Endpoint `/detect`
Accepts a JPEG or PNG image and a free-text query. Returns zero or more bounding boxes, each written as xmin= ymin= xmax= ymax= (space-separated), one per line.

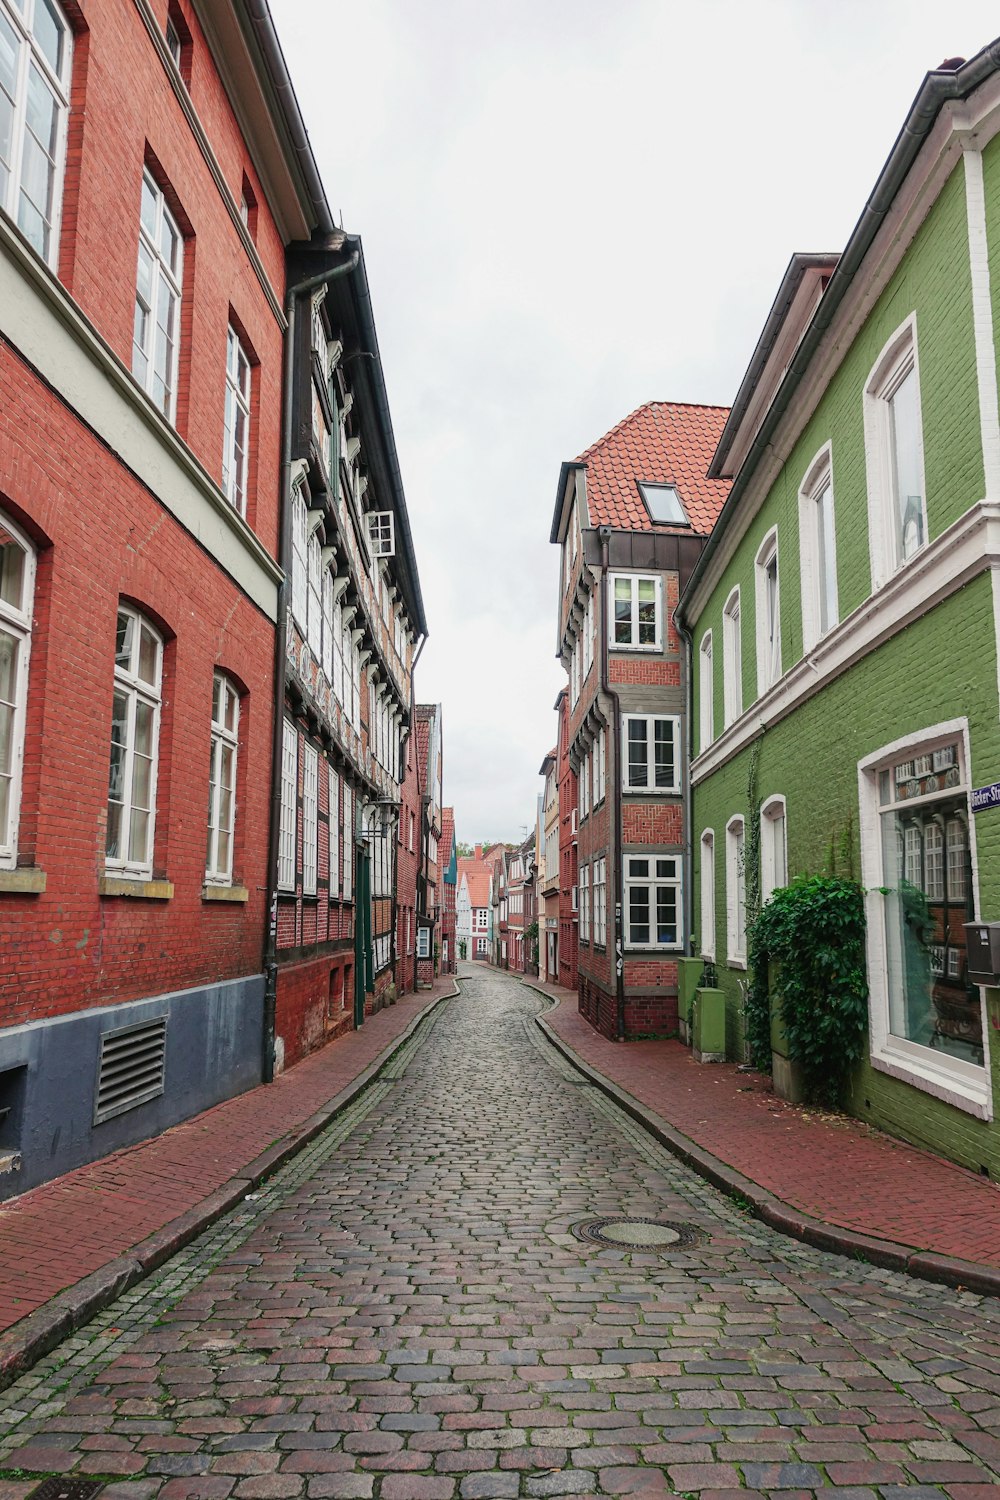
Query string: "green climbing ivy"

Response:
xmin=748 ymin=875 xmax=869 ymax=1105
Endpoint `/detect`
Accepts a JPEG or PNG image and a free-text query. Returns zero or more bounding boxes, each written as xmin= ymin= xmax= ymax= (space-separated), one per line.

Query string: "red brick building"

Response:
xmin=555 ymin=687 xmax=579 ymax=993
xmin=550 ymin=404 xmax=730 ymax=1038
xmin=457 ymin=856 xmax=491 ymax=960
xmin=414 ymin=703 xmax=443 ymax=985
xmin=0 ymin=0 xmax=310 ymax=1192
xmin=439 ymin=807 xmax=458 ymax=974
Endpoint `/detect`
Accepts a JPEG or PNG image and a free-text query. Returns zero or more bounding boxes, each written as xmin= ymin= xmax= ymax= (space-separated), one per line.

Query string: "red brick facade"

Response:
xmin=0 ymin=0 xmax=297 ymax=1191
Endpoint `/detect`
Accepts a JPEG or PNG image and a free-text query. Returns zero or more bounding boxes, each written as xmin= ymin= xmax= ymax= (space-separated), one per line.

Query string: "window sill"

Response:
xmin=99 ymin=875 xmax=174 ymax=900
xmin=626 ymin=945 xmax=684 ymax=953
xmin=202 ymin=883 xmax=249 ymax=903
xmin=0 ymin=867 xmax=46 ymax=894
xmin=727 ymin=954 xmax=747 ymax=970
xmin=870 ymin=1044 xmax=991 ymax=1119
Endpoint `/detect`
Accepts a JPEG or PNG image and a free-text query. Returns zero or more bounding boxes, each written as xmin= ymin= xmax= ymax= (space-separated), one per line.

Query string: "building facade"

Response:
xmin=551 ymin=404 xmax=729 ymax=1039
xmin=457 ymin=856 xmax=491 ymax=960
xmin=415 ymin=703 xmax=443 ymax=985
xmin=539 ymin=749 xmax=560 ymax=983
xmin=439 ymin=806 xmax=457 ymax=974
xmin=681 ymin=41 xmax=1000 ymax=1173
xmin=0 ymin=0 xmax=313 ymax=1193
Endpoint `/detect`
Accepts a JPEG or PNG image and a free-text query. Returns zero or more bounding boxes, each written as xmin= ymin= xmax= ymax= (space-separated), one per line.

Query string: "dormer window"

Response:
xmin=638 ymin=483 xmax=689 ymax=526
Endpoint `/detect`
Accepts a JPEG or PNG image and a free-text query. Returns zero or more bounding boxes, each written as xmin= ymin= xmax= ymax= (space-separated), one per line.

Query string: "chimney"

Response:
xmin=475 ymin=843 xmax=482 ymax=859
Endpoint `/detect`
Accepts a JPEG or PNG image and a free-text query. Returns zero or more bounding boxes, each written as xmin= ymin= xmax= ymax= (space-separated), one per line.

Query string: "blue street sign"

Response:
xmin=971 ymin=781 xmax=1000 ymax=812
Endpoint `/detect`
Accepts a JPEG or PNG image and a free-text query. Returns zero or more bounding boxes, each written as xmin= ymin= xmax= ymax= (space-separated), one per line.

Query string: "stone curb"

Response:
xmin=523 ymin=982 xmax=1000 ymax=1299
xmin=0 ymin=983 xmax=458 ymax=1392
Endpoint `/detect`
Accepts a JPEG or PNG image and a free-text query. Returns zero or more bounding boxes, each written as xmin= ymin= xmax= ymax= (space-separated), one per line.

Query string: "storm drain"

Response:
xmin=572 ymin=1216 xmax=704 ymax=1250
xmin=26 ymin=1480 xmax=105 ymax=1500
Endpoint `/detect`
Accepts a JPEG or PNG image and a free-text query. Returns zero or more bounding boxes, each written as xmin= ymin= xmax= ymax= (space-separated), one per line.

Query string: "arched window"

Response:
xmin=206 ymin=672 xmax=239 ymax=885
xmin=107 ymin=605 xmax=163 ymax=877
xmin=0 ymin=509 xmax=36 ymax=868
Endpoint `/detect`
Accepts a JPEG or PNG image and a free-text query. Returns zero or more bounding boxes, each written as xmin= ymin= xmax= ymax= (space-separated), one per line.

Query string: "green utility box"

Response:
xmin=676 ymin=957 xmax=705 ymax=1045
xmin=692 ymin=987 xmax=726 ymax=1063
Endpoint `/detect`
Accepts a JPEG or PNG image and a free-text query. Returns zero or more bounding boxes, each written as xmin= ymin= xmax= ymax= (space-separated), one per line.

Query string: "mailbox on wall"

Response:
xmin=963 ymin=922 xmax=1000 ymax=986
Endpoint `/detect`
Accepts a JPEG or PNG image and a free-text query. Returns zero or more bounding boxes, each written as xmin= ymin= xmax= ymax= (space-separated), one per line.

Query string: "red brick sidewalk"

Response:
xmin=0 ymin=980 xmax=456 ymax=1334
xmin=530 ymin=980 xmax=1000 ymax=1276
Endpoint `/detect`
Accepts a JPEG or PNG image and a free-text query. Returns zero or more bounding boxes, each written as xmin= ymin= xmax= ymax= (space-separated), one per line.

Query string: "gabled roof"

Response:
xmin=575 ymin=401 xmax=731 ymax=537
xmin=415 ymin=706 xmax=433 ymax=791
xmin=459 ymin=862 xmax=492 ymax=909
xmin=441 ymin=808 xmax=457 ymax=885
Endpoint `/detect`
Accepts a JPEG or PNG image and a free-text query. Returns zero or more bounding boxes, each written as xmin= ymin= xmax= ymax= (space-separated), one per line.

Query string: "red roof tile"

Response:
xmin=458 ymin=859 xmax=491 ymax=909
xmin=577 ymin=401 xmax=731 ymax=537
xmin=440 ymin=808 xmax=455 ymax=870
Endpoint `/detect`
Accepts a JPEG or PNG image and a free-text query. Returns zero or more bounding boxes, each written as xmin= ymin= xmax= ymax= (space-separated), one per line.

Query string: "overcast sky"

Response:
xmin=269 ymin=0 xmax=999 ymax=845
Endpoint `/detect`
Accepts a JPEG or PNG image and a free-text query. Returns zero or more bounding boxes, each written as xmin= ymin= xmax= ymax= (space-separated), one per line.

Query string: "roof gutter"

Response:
xmin=348 ymin=245 xmax=429 ymax=639
xmin=244 ymin=0 xmax=335 ymax=236
xmin=678 ymin=40 xmax=1000 ymax=629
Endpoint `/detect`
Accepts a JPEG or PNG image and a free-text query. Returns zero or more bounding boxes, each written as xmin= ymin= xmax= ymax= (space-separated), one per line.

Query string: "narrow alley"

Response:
xmin=2 ymin=970 xmax=1000 ymax=1499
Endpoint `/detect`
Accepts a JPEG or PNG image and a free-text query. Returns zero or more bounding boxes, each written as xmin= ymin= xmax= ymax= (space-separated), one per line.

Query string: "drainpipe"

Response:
xmin=675 ymin=613 xmax=696 ymax=958
xmin=262 ymin=249 xmax=360 ymax=1085
xmin=597 ymin=526 xmax=626 ymax=1041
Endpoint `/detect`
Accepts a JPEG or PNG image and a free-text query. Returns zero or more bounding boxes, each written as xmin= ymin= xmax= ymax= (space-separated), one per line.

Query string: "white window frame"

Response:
xmin=722 ymin=587 xmax=742 ymax=728
xmin=0 ymin=0 xmax=72 ymax=268
xmin=698 ymin=631 xmax=713 ymax=752
xmin=417 ymin=925 xmax=430 ymax=960
xmin=622 ymin=714 xmax=680 ymax=794
xmin=858 ymin=719 xmax=988 ymax=1118
xmin=342 ymin=783 xmax=353 ymax=901
xmin=290 ymin=487 xmax=307 ymax=631
xmin=306 ymin=530 xmax=323 ymax=660
xmin=579 ymin=863 xmax=590 ymax=943
xmin=301 ymin=742 xmax=318 ymax=896
xmin=798 ymin=444 xmax=839 ymax=651
xmin=205 ymin=672 xmax=239 ymax=885
xmin=610 ymin=573 xmax=662 ymax=651
xmin=278 ymin=720 xmax=297 ymax=891
xmin=0 ymin=509 xmax=35 ymax=870
xmin=699 ymin=830 xmax=715 ymax=960
xmin=624 ymin=853 xmax=682 ymax=951
xmin=579 ymin=747 xmax=589 ymax=820
xmin=725 ymin=814 xmax=746 ymax=968
xmin=106 ymin=606 xmax=163 ymax=879
xmin=754 ymin=528 xmax=782 ymax=697
xmin=863 ymin=314 xmax=928 ymax=592
xmin=132 ymin=168 xmax=183 ymax=422
xmin=328 ymin=762 xmax=340 ymax=894
xmin=760 ymin=795 xmax=787 ymax=904
xmin=222 ymin=325 xmax=251 ymax=515
xmin=367 ymin=511 xmax=394 ymax=558
xmin=593 ymin=856 xmax=606 ymax=947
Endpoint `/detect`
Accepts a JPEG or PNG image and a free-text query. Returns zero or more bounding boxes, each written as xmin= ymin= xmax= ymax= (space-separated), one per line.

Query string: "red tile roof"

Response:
xmin=577 ymin=401 xmax=731 ymax=537
xmin=415 ymin=708 xmax=432 ymax=789
xmin=458 ymin=859 xmax=491 ymax=909
xmin=440 ymin=807 xmax=455 ymax=870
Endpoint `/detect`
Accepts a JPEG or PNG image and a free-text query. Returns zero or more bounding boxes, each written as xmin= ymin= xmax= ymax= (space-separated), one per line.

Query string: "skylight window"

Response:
xmin=638 ymin=483 xmax=689 ymax=526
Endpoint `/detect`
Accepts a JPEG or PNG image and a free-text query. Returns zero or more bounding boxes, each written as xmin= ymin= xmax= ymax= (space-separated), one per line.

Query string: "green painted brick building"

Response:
xmin=678 ymin=38 xmax=1000 ymax=1174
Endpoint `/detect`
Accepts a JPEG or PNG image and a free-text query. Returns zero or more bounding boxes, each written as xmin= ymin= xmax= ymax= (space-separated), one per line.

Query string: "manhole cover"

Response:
xmin=572 ymin=1216 xmax=703 ymax=1250
xmin=26 ymin=1482 xmax=105 ymax=1500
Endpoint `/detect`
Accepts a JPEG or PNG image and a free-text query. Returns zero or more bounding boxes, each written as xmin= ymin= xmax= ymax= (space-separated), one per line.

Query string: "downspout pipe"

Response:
xmin=262 ymin=249 xmax=359 ymax=1085
xmin=597 ymin=526 xmax=626 ymax=1042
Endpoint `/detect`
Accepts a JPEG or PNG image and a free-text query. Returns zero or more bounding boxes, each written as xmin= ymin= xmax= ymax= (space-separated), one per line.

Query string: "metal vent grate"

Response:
xmin=94 ymin=1016 xmax=167 ymax=1125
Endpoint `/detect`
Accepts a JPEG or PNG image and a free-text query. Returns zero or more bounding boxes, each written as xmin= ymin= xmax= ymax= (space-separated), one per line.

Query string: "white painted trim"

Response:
xmin=684 ymin=72 xmax=1000 ymax=622
xmin=798 ymin=442 xmax=838 ymax=652
xmin=0 ymin=215 xmax=282 ymax=619
xmin=608 ymin=571 xmax=663 ymax=652
xmin=699 ymin=828 xmax=715 ymax=960
xmin=760 ymin=794 xmax=788 ymax=904
xmin=692 ymin=499 xmax=1000 ymax=785
xmin=754 ymin=527 xmax=781 ymax=698
xmin=725 ymin=814 xmax=746 ymax=967
xmin=722 ymin=587 xmax=742 ymax=728
xmin=698 ymin=629 xmax=714 ymax=753
xmin=856 ymin=718 xmax=991 ymax=1119
xmin=963 ymin=146 xmax=1000 ymax=499
xmin=0 ymin=508 xmax=35 ymax=871
xmin=863 ymin=313 xmax=927 ymax=593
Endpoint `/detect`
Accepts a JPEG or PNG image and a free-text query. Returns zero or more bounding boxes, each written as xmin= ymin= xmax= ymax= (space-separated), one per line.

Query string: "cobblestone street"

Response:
xmin=3 ymin=966 xmax=1000 ymax=1500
